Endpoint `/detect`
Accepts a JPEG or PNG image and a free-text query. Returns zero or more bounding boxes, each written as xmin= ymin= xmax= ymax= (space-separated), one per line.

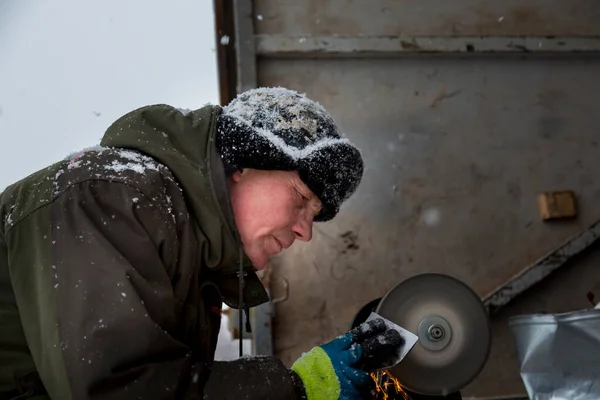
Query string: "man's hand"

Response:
xmin=352 ymin=318 xmax=404 ymax=371
xmin=290 ymin=318 xmax=405 ymax=400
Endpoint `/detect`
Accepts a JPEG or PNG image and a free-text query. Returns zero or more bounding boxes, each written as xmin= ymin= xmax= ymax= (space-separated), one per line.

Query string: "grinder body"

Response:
xmin=351 ymin=273 xmax=491 ymax=397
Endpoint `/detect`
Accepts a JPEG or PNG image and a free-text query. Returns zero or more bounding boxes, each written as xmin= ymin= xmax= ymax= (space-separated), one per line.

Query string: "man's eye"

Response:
xmin=295 ymin=188 xmax=307 ymax=201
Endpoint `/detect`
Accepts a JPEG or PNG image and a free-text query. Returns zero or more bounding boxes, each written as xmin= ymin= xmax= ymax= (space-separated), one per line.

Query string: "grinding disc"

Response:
xmin=375 ymin=273 xmax=491 ymax=396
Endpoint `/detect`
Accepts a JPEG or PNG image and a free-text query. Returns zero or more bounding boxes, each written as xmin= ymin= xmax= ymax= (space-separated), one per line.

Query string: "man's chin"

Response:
xmin=253 ymin=263 xmax=268 ymax=271
xmin=248 ymin=253 xmax=270 ymax=271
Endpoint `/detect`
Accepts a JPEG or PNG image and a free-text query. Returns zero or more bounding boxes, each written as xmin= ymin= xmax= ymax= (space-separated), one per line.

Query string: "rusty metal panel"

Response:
xmin=484 ymin=220 xmax=600 ymax=313
xmin=221 ymin=0 xmax=600 ymax=396
xmin=257 ymin=56 xmax=600 ymax=397
xmin=256 ymin=35 xmax=600 ymax=56
xmin=253 ymin=0 xmax=600 ymax=37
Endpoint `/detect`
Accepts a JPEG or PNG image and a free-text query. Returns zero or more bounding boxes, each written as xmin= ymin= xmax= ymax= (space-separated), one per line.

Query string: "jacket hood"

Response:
xmin=100 ymin=104 xmax=268 ymax=308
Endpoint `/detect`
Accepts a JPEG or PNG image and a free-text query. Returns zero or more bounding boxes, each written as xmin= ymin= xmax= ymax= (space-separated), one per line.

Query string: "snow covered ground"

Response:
xmin=0 ymin=0 xmax=243 ymax=360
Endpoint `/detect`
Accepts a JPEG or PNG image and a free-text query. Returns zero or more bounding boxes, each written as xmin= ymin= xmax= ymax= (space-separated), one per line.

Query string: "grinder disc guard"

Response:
xmin=375 ymin=273 xmax=491 ymax=396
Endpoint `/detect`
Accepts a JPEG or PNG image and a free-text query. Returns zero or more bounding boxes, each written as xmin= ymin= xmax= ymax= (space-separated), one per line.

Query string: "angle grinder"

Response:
xmin=352 ymin=273 xmax=492 ymax=397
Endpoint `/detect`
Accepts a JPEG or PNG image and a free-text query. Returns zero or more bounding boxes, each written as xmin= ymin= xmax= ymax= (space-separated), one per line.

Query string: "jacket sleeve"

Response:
xmin=7 ymin=179 xmax=299 ymax=400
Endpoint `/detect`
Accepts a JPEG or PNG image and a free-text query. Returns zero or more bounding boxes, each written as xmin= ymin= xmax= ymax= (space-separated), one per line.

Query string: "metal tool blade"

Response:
xmin=375 ymin=273 xmax=491 ymax=396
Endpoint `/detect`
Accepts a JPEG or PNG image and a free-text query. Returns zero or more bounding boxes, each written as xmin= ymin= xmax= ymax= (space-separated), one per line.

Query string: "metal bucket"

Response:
xmin=509 ymin=308 xmax=600 ymax=400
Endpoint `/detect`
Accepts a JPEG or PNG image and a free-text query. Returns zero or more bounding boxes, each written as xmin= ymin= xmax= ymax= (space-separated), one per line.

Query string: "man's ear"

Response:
xmin=231 ymin=169 xmax=244 ymax=183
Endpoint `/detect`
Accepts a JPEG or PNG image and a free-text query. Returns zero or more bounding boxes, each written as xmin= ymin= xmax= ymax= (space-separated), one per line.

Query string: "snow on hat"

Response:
xmin=216 ymin=87 xmax=364 ymax=222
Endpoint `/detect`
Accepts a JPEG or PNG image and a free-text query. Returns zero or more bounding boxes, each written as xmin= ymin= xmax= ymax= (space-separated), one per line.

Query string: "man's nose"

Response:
xmin=293 ymin=215 xmax=313 ymax=242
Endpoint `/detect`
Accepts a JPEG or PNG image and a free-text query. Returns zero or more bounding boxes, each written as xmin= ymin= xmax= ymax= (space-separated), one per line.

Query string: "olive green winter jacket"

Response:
xmin=0 ymin=105 xmax=301 ymax=399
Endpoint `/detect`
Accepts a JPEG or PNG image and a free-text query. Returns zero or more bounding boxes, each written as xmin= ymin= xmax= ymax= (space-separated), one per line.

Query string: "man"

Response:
xmin=0 ymin=87 xmax=403 ymax=399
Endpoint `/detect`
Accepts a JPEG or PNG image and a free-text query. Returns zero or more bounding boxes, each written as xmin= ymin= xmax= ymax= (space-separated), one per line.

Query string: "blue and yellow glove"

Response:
xmin=290 ymin=318 xmax=404 ymax=400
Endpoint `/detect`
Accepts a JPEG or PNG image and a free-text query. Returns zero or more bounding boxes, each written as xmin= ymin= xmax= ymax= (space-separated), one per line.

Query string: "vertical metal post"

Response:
xmin=231 ymin=0 xmax=274 ymax=357
xmin=251 ymin=288 xmax=274 ymax=356
xmin=232 ymin=0 xmax=257 ymax=93
xmin=212 ymin=0 xmax=237 ymax=105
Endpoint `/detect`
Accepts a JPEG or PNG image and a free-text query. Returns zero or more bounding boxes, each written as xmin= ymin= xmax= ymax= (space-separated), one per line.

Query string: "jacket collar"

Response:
xmin=101 ymin=104 xmax=269 ymax=309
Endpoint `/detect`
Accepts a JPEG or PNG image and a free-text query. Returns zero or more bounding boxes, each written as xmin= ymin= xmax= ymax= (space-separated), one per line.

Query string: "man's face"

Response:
xmin=228 ymin=169 xmax=322 ymax=270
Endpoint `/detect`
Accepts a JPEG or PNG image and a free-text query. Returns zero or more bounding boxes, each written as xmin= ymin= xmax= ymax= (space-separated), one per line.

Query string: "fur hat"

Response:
xmin=216 ymin=87 xmax=364 ymax=222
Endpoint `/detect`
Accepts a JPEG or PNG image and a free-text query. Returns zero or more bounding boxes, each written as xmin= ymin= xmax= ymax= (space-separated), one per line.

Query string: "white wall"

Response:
xmin=0 ymin=0 xmax=246 ymax=360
